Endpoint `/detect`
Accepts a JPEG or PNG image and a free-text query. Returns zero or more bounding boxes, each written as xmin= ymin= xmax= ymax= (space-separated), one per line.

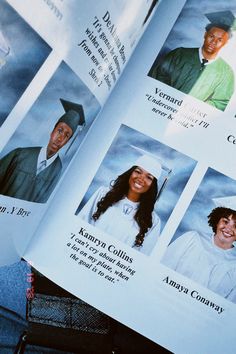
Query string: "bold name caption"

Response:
xmin=163 ymin=276 xmax=224 ymax=315
xmin=146 ymin=88 xmax=210 ymax=129
xmin=78 ymin=11 xmax=126 ymax=90
xmin=0 ymin=205 xmax=31 ymax=217
xmin=66 ymin=227 xmax=135 ymax=284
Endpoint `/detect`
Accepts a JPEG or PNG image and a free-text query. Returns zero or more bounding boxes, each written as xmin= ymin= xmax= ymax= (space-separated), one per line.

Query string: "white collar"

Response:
xmin=199 ymin=48 xmax=219 ymax=65
xmin=121 ymin=197 xmax=139 ymax=216
xmin=37 ymin=147 xmax=58 ymax=173
xmin=211 ymin=234 xmax=236 ymax=253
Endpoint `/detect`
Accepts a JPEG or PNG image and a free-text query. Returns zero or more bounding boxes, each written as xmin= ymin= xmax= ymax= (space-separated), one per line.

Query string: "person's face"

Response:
xmin=128 ymin=166 xmax=154 ymax=198
xmin=214 ymin=214 xmax=236 ymax=249
xmin=47 ymin=122 xmax=73 ymax=158
xmin=202 ymin=27 xmax=229 ymax=57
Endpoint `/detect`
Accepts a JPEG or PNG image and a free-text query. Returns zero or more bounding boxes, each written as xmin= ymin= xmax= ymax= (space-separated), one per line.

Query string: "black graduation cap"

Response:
xmin=57 ymin=98 xmax=85 ymax=135
xmin=205 ymin=11 xmax=236 ymax=32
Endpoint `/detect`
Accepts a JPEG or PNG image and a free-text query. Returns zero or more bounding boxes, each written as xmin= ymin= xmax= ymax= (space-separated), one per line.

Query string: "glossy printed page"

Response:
xmin=8 ymin=0 xmax=161 ymax=105
xmin=0 ymin=0 xmax=163 ymax=264
xmin=25 ymin=0 xmax=236 ymax=350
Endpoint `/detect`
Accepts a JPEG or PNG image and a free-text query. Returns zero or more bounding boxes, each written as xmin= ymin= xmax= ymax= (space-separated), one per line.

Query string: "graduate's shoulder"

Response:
xmin=167 ymin=46 xmax=198 ymax=56
xmin=1 ymin=146 xmax=41 ymax=160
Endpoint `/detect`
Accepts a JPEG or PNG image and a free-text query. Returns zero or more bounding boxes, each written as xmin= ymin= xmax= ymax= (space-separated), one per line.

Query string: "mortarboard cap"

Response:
xmin=205 ymin=11 xmax=236 ymax=32
xmin=131 ymin=145 xmax=162 ymax=179
xmin=213 ymin=196 xmax=236 ymax=211
xmin=134 ymin=154 xmax=162 ymax=179
xmin=57 ymin=98 xmax=85 ymax=135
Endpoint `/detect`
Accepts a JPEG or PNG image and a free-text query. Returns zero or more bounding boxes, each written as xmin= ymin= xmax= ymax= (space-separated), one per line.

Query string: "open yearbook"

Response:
xmin=1 ymin=0 xmax=236 ymax=352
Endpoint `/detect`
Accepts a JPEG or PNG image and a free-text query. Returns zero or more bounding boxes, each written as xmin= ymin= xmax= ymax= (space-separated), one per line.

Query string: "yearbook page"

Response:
xmin=0 ymin=0 xmax=162 ymax=265
xmin=23 ymin=1 xmax=236 ymax=353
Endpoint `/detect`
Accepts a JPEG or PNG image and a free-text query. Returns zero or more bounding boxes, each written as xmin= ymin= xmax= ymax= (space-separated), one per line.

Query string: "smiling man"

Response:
xmin=149 ymin=11 xmax=236 ymax=111
xmin=162 ymin=196 xmax=236 ymax=303
xmin=0 ymin=98 xmax=85 ymax=203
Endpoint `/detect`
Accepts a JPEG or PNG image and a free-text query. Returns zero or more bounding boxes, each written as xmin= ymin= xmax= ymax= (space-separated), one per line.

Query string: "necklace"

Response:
xmin=122 ymin=203 xmax=134 ymax=215
xmin=122 ymin=203 xmax=137 ymax=215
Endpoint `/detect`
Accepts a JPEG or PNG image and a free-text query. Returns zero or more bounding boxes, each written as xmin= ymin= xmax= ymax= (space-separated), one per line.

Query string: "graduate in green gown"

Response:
xmin=0 ymin=99 xmax=85 ymax=203
xmin=150 ymin=11 xmax=236 ymax=111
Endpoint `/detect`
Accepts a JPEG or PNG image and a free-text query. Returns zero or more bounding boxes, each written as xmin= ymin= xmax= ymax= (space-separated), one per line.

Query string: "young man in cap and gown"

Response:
xmin=150 ymin=11 xmax=235 ymax=111
xmin=79 ymin=153 xmax=163 ymax=255
xmin=162 ymin=196 xmax=236 ymax=303
xmin=0 ymin=98 xmax=85 ymax=203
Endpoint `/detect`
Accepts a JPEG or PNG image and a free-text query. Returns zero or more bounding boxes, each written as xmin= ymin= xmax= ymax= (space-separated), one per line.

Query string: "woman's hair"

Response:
xmin=92 ymin=166 xmax=158 ymax=247
xmin=208 ymin=207 xmax=236 ymax=233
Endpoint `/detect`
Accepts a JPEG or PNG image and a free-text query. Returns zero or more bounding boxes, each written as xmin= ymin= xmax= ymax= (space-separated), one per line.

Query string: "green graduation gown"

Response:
xmin=150 ymin=47 xmax=234 ymax=111
xmin=0 ymin=147 xmax=62 ymax=203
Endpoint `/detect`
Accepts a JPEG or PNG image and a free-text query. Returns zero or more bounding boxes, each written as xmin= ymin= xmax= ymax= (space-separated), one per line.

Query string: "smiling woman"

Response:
xmin=162 ymin=196 xmax=236 ymax=303
xmin=208 ymin=196 xmax=236 ymax=251
xmin=78 ymin=154 xmax=162 ymax=255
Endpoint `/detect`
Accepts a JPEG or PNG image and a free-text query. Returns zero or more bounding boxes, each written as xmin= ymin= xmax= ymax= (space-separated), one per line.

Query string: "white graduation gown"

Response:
xmin=162 ymin=230 xmax=236 ymax=302
xmin=79 ymin=186 xmax=161 ymax=255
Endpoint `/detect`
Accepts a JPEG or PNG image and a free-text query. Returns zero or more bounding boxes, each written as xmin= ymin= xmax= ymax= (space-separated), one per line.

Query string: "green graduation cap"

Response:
xmin=57 ymin=98 xmax=85 ymax=135
xmin=205 ymin=10 xmax=236 ymax=32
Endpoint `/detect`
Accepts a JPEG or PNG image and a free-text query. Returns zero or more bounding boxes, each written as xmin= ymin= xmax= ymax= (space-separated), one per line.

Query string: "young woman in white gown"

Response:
xmin=162 ymin=196 xmax=236 ymax=302
xmin=79 ymin=154 xmax=162 ymax=255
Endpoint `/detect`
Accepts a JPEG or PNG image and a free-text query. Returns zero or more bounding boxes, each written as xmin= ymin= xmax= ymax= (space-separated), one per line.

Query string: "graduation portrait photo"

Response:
xmin=148 ymin=0 xmax=236 ymax=112
xmin=162 ymin=167 xmax=236 ymax=304
xmin=0 ymin=61 xmax=101 ymax=204
xmin=0 ymin=0 xmax=51 ymax=126
xmin=76 ymin=124 xmax=197 ymax=256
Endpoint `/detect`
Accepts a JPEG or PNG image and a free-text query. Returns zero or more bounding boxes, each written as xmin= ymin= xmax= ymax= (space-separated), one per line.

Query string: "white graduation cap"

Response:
xmin=134 ymin=154 xmax=162 ymax=179
xmin=129 ymin=145 xmax=172 ymax=201
xmin=212 ymin=196 xmax=236 ymax=211
xmin=131 ymin=145 xmax=162 ymax=179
